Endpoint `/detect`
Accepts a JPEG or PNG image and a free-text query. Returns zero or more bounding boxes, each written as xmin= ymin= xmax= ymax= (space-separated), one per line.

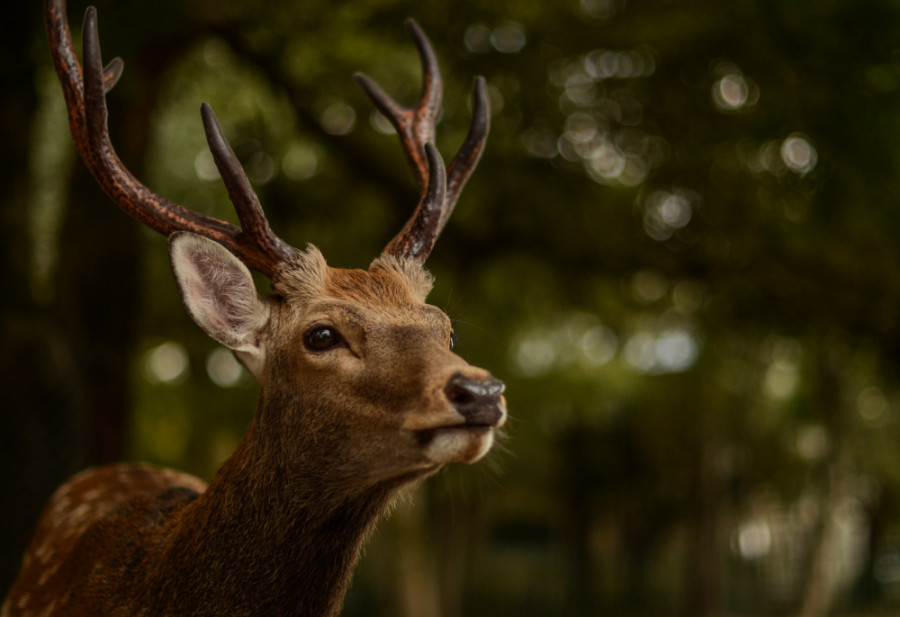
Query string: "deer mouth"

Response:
xmin=415 ymin=422 xmax=492 ymax=444
xmin=414 ymin=416 xmax=502 ymax=465
xmin=415 ymin=396 xmax=507 ymax=439
xmin=407 ymin=381 xmax=506 ymax=464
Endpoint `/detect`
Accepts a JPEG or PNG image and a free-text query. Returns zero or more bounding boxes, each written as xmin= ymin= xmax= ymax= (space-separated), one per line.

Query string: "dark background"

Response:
xmin=4 ymin=0 xmax=900 ymax=615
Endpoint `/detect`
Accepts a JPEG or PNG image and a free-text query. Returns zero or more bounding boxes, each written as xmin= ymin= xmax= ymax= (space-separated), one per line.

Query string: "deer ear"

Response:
xmin=169 ymin=232 xmax=269 ymax=378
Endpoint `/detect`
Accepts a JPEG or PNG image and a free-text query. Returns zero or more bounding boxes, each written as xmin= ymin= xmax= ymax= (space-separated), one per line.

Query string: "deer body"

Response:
xmin=3 ymin=3 xmax=502 ymax=615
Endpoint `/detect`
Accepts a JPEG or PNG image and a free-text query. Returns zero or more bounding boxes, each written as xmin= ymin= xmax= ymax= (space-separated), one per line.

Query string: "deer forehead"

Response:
xmin=272 ymin=246 xmax=445 ymax=329
xmin=274 ymin=247 xmax=433 ymax=302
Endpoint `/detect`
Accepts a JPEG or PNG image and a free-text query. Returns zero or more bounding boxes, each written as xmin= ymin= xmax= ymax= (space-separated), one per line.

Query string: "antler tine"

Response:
xmin=442 ymin=75 xmax=490 ymax=232
xmin=46 ymin=0 xmax=297 ymax=278
xmin=44 ymin=0 xmax=122 ymax=160
xmin=383 ymin=143 xmax=447 ymax=259
xmin=354 ymin=19 xmax=442 ymax=192
xmin=355 ymin=19 xmax=490 ymax=263
xmin=200 ymin=103 xmax=300 ymax=265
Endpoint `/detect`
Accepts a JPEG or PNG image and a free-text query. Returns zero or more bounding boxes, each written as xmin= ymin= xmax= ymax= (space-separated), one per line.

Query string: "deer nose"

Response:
xmin=444 ymin=374 xmax=506 ymax=426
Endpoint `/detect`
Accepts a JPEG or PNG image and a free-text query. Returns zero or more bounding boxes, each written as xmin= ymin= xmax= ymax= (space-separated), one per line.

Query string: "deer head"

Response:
xmin=0 ymin=2 xmax=504 ymax=615
xmin=43 ymin=0 xmax=503 ymax=472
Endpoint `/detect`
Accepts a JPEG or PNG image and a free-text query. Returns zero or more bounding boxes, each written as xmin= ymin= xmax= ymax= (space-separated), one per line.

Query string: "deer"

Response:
xmin=1 ymin=1 xmax=505 ymax=615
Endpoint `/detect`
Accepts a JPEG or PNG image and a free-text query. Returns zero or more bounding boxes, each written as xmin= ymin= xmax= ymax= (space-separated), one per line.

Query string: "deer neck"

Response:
xmin=148 ymin=391 xmax=414 ymax=617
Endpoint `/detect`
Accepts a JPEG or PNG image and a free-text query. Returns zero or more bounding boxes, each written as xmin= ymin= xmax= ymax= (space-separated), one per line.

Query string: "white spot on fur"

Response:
xmin=34 ymin=543 xmax=52 ymax=564
xmin=37 ymin=599 xmax=57 ymax=617
xmin=38 ymin=565 xmax=57 ymax=586
xmin=50 ymin=497 xmax=70 ymax=518
xmin=69 ymin=503 xmax=92 ymax=523
xmin=81 ymin=488 xmax=103 ymax=501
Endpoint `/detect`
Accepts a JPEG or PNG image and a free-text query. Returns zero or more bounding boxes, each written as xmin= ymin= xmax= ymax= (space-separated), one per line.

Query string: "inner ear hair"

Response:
xmin=169 ymin=232 xmax=269 ymax=355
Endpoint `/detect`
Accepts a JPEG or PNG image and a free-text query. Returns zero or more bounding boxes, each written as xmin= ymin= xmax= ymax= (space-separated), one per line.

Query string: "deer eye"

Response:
xmin=304 ymin=326 xmax=342 ymax=351
xmin=449 ymin=331 xmax=458 ymax=351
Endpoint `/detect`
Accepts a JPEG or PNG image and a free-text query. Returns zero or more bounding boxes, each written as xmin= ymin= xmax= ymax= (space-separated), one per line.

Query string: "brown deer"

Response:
xmin=1 ymin=2 xmax=504 ymax=615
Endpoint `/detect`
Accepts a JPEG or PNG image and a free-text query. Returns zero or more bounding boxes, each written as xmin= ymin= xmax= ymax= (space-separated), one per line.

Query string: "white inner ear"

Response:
xmin=169 ymin=233 xmax=269 ymax=379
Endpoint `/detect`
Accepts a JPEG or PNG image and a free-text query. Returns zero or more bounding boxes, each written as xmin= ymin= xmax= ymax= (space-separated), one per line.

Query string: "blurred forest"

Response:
xmin=4 ymin=0 xmax=900 ymax=615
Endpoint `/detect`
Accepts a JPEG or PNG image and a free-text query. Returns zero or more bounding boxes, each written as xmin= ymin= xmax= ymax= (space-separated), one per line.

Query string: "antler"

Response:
xmin=355 ymin=19 xmax=490 ymax=263
xmin=45 ymin=0 xmax=299 ymax=278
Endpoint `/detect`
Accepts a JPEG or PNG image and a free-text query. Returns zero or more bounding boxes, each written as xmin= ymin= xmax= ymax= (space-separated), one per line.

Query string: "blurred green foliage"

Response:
xmin=6 ymin=0 xmax=900 ymax=614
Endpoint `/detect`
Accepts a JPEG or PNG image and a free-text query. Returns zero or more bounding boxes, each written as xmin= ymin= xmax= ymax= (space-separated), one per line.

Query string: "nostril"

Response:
xmin=444 ymin=374 xmax=505 ymax=425
xmin=447 ymin=386 xmax=475 ymax=406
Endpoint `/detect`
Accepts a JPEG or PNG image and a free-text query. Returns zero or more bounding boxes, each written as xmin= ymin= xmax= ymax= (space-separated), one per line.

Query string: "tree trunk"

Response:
xmin=0 ymin=5 xmax=154 ymax=594
xmin=0 ymin=3 xmax=91 ymax=596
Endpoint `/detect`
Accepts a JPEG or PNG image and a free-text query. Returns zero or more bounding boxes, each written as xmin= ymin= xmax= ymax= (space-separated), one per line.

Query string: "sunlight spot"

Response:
xmin=464 ymin=23 xmax=493 ymax=54
xmin=511 ymin=313 xmax=620 ymax=376
xmin=655 ymin=329 xmax=698 ymax=372
xmin=796 ymin=424 xmax=829 ymax=461
xmin=583 ymin=141 xmax=625 ymax=182
xmin=858 ymin=387 xmax=890 ymax=427
xmin=713 ymin=74 xmax=750 ymax=111
xmin=206 ymin=347 xmax=245 ymax=388
xmin=642 ymin=189 xmax=694 ymax=241
xmin=565 ymin=111 xmax=599 ymax=143
xmin=618 ymin=155 xmax=649 ymax=186
xmin=521 ymin=127 xmax=559 ymax=159
xmin=282 ymin=142 xmax=319 ymax=181
xmin=144 ymin=341 xmax=190 ymax=385
xmin=580 ymin=0 xmax=621 ymax=20
xmin=624 ymin=327 xmax=698 ymax=374
xmin=245 ymin=151 xmax=275 ymax=184
xmin=320 ymin=102 xmax=356 ymax=135
xmin=194 ymin=149 xmax=220 ymax=181
xmin=757 ymin=140 xmax=783 ymax=173
xmin=564 ymin=73 xmax=596 ymax=106
xmin=781 ymin=134 xmax=817 ymax=175
xmin=584 ymin=49 xmax=654 ymax=79
xmin=369 ymin=110 xmax=395 ymax=135
xmin=579 ymin=326 xmax=618 ymax=367
xmin=491 ymin=22 xmax=527 ymax=54
xmin=632 ymin=270 xmax=668 ymax=303
xmin=711 ymin=61 xmax=758 ymax=112
xmin=763 ymin=358 xmax=798 ymax=400
xmin=733 ymin=520 xmax=773 ymax=560
xmin=512 ymin=335 xmax=556 ymax=377
xmin=623 ymin=332 xmax=656 ymax=372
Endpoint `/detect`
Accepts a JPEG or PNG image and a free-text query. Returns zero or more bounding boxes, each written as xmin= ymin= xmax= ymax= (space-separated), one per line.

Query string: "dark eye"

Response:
xmin=449 ymin=331 xmax=458 ymax=351
xmin=304 ymin=326 xmax=341 ymax=351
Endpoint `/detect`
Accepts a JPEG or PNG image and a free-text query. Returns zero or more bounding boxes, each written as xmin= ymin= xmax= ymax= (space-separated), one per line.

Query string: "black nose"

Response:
xmin=444 ymin=374 xmax=505 ymax=426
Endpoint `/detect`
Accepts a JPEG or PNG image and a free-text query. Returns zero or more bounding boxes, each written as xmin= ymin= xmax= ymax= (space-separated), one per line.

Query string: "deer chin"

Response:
xmin=418 ymin=425 xmax=496 ymax=464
